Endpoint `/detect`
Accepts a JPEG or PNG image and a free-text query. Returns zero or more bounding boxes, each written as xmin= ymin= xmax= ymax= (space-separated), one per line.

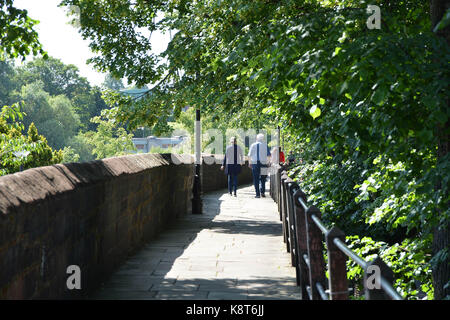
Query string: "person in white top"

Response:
xmin=248 ymin=133 xmax=271 ymax=198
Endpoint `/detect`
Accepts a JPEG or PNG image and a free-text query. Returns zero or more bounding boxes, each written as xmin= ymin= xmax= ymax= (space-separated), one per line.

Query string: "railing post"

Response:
xmin=293 ymin=188 xmax=310 ymax=300
xmin=280 ymin=172 xmax=289 ymax=251
xmin=270 ymin=165 xmax=274 ymax=200
xmin=277 ymin=165 xmax=283 ymax=221
xmin=325 ymin=226 xmax=349 ymax=300
xmin=305 ymin=205 xmax=327 ymax=300
xmin=364 ymin=256 xmax=395 ymax=300
xmin=285 ymin=178 xmax=298 ymax=267
xmin=274 ymin=165 xmax=280 ymax=200
xmin=287 ymin=182 xmax=301 ymax=283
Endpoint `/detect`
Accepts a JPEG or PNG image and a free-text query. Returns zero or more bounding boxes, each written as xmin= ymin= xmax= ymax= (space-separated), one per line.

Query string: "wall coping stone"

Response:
xmin=0 ymin=153 xmax=193 ymax=216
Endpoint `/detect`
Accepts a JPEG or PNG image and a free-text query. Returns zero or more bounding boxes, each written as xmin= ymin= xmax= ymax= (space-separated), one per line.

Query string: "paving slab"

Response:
xmin=89 ymin=183 xmax=298 ymax=300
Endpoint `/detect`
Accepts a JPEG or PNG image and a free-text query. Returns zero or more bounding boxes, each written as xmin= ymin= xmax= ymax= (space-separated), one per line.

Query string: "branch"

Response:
xmin=131 ymin=69 xmax=174 ymax=101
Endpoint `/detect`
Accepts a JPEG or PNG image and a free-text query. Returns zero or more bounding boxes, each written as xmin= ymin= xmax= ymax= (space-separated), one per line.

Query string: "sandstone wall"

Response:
xmin=0 ymin=154 xmax=194 ymax=299
xmin=201 ymin=154 xmax=253 ymax=193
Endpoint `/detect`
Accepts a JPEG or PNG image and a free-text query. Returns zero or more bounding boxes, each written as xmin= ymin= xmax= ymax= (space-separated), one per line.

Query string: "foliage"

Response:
xmin=14 ymin=56 xmax=107 ymax=131
xmin=0 ymin=104 xmax=62 ymax=175
xmin=102 ymin=73 xmax=125 ymax=91
xmin=65 ymin=133 xmax=94 ymax=162
xmin=0 ymin=0 xmax=46 ymax=60
xmin=61 ymin=146 xmax=80 ymax=163
xmin=0 ymin=2 xmax=134 ymax=172
xmin=345 ymin=235 xmax=433 ymax=300
xmin=78 ymin=109 xmax=136 ymax=159
xmin=16 ymin=80 xmax=81 ymax=150
xmin=433 ymin=7 xmax=450 ymax=33
xmin=0 ymin=59 xmax=17 ymax=106
xmin=0 ymin=54 xmax=114 ymax=165
xmin=15 ymin=56 xmax=90 ymax=98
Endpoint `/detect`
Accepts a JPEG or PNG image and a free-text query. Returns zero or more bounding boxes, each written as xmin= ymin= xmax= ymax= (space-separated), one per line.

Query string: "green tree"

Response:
xmin=0 ymin=0 xmax=62 ymax=175
xmin=15 ymin=56 xmax=90 ymax=98
xmin=18 ymin=81 xmax=54 ymax=130
xmin=429 ymin=0 xmax=450 ymax=300
xmin=0 ymin=0 xmax=46 ymax=60
xmin=72 ymin=85 xmax=108 ymax=131
xmin=15 ymin=56 xmax=107 ymax=131
xmin=61 ymin=146 xmax=80 ymax=163
xmin=65 ymin=133 xmax=95 ymax=162
xmin=17 ymin=81 xmax=81 ymax=150
xmin=0 ymin=59 xmax=18 ymax=106
xmin=0 ymin=104 xmax=62 ymax=176
xmin=102 ymin=73 xmax=125 ymax=91
xmin=79 ymin=110 xmax=136 ymax=159
xmin=47 ymin=95 xmax=81 ymax=149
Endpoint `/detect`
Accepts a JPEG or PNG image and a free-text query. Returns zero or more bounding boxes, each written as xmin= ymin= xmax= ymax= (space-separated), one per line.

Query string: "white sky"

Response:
xmin=14 ymin=0 xmax=169 ymax=87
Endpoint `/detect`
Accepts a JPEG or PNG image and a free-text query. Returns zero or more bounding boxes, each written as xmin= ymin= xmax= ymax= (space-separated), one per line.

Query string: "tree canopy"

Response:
xmin=0 ymin=0 xmax=46 ymax=60
xmin=0 ymin=104 xmax=62 ymax=175
xmin=0 ymin=0 xmax=62 ymax=174
xmin=0 ymin=0 xmax=131 ymax=166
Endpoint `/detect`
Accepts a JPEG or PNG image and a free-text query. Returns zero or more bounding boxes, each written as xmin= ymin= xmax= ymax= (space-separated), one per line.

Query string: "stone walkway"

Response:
xmin=90 ymin=184 xmax=300 ymax=300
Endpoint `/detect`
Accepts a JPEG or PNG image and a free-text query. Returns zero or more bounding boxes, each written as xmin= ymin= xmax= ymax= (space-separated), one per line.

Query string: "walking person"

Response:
xmin=248 ymin=133 xmax=271 ymax=198
xmin=221 ymin=137 xmax=243 ymax=197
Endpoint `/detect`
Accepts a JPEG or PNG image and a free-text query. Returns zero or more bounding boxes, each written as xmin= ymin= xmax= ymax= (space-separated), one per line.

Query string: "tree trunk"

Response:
xmin=430 ymin=0 xmax=450 ymax=300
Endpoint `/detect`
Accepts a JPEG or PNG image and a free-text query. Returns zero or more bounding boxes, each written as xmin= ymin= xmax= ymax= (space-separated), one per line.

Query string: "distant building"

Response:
xmin=120 ymin=87 xmax=190 ymax=153
xmin=119 ymin=87 xmax=150 ymax=99
xmin=132 ymin=136 xmax=187 ymax=153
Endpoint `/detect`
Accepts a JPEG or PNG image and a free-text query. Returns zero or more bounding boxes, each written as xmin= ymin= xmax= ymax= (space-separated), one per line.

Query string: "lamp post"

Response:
xmin=192 ymin=108 xmax=203 ymax=214
xmin=277 ymin=125 xmax=281 ymax=162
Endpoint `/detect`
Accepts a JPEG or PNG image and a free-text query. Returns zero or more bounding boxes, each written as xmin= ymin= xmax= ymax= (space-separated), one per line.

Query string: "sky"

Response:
xmin=14 ymin=0 xmax=169 ymax=87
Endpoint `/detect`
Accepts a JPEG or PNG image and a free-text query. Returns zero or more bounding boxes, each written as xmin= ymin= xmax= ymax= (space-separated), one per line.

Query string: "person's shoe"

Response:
xmin=233 ymin=192 xmax=237 ymax=197
xmin=261 ymin=193 xmax=266 ymax=197
xmin=255 ymin=195 xmax=260 ymax=198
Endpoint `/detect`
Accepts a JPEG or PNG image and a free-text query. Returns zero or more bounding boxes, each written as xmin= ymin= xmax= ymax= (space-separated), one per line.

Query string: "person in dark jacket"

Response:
xmin=221 ymin=137 xmax=244 ymax=196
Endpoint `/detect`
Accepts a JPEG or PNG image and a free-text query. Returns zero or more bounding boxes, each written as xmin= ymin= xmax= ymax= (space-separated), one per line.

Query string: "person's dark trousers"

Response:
xmin=252 ymin=164 xmax=261 ymax=197
xmin=260 ymin=174 xmax=267 ymax=196
xmin=228 ymin=174 xmax=238 ymax=194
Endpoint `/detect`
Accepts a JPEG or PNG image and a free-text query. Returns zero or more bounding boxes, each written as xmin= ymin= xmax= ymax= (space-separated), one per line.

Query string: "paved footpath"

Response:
xmin=90 ymin=184 xmax=300 ymax=300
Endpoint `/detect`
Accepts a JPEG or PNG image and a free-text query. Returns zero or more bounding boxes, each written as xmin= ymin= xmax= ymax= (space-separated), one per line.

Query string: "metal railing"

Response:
xmin=270 ymin=165 xmax=404 ymax=300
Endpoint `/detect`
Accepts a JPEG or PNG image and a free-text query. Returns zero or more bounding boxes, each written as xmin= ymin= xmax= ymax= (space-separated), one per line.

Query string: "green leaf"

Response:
xmin=339 ymin=81 xmax=348 ymax=95
xmin=371 ymin=85 xmax=389 ymax=105
xmin=333 ymin=47 xmax=342 ymax=57
xmin=433 ymin=8 xmax=450 ymax=32
xmin=309 ymin=105 xmax=321 ymax=120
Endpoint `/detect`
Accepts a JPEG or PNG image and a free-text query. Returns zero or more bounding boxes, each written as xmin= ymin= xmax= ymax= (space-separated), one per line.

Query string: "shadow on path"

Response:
xmin=89 ymin=184 xmax=299 ymax=300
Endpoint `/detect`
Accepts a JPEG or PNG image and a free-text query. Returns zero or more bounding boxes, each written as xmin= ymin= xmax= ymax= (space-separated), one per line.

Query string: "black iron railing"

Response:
xmin=269 ymin=165 xmax=404 ymax=300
